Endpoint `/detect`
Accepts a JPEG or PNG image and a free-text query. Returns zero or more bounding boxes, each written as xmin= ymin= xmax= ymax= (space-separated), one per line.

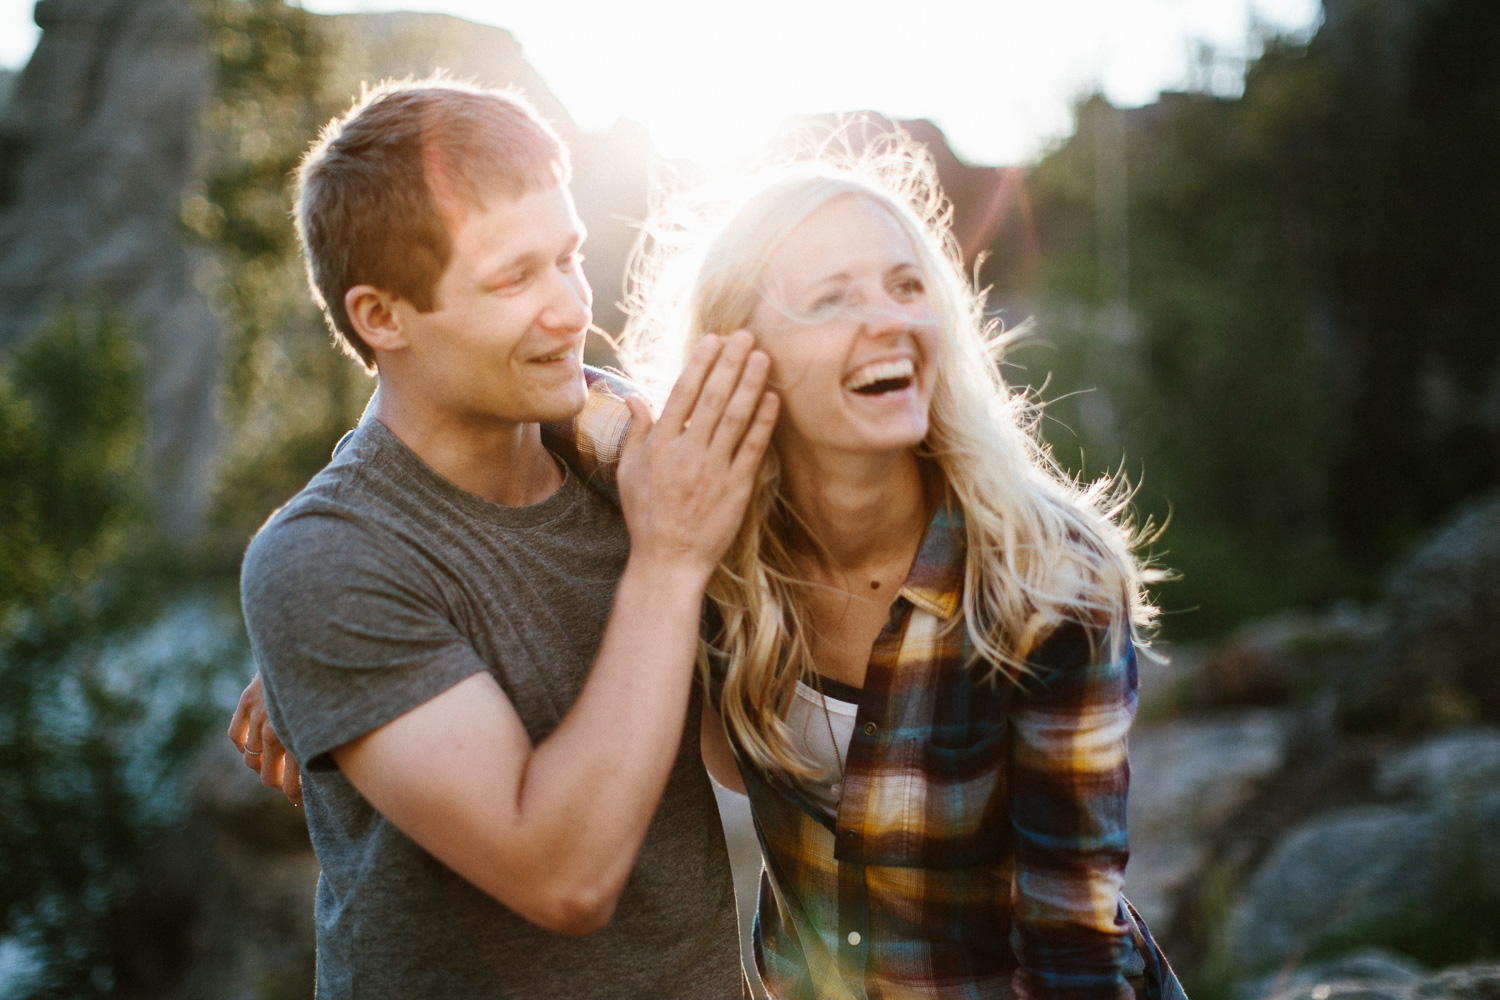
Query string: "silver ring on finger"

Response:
xmin=244 ymin=747 xmax=263 ymax=757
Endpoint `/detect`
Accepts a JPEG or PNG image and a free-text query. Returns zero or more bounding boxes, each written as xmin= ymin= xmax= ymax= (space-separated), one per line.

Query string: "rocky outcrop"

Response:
xmin=1137 ymin=495 xmax=1500 ymax=982
xmin=1242 ymin=960 xmax=1500 ymax=1000
xmin=1125 ymin=710 xmax=1293 ymax=929
xmin=1225 ymin=788 xmax=1500 ymax=970
xmin=0 ymin=0 xmax=219 ymax=536
xmin=1340 ymin=493 xmax=1500 ymax=735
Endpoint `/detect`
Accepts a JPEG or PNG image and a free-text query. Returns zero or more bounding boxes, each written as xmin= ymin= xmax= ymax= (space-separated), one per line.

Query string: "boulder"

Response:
xmin=1125 ymin=710 xmax=1293 ymax=929
xmin=1341 ymin=493 xmax=1500 ymax=734
xmin=1374 ymin=728 xmax=1500 ymax=804
xmin=1194 ymin=604 xmax=1381 ymax=710
xmin=1414 ymin=964 xmax=1500 ymax=1000
xmin=1224 ymin=791 xmax=1500 ymax=971
xmin=1238 ymin=948 xmax=1427 ymax=1000
xmin=1239 ymin=960 xmax=1500 ymax=1000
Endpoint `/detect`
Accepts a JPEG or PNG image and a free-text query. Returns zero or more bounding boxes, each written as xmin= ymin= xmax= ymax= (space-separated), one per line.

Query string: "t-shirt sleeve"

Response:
xmin=240 ymin=507 xmax=489 ymax=771
xmin=541 ymin=365 xmax=642 ymax=502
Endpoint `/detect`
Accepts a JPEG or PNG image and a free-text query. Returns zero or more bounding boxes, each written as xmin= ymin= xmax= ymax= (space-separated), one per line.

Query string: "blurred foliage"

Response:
xmin=0 ymin=312 xmax=147 ymax=629
xmin=0 ymin=311 xmax=237 ymax=998
xmin=187 ymin=0 xmax=368 ymax=560
xmin=988 ymin=0 xmax=1500 ymax=637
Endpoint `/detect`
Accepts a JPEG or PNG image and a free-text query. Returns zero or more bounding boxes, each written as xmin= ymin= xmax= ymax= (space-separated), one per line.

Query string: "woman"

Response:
xmin=622 ymin=147 xmax=1183 ymax=1000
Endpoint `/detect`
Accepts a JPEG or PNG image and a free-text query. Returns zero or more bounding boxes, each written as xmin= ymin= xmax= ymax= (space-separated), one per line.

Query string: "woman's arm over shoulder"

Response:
xmin=541 ymin=366 xmax=644 ymax=499
xmin=1008 ymin=618 xmax=1139 ymax=1000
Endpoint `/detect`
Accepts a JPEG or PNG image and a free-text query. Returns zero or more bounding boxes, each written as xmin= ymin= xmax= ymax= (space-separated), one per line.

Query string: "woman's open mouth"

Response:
xmin=844 ymin=357 xmax=916 ymax=396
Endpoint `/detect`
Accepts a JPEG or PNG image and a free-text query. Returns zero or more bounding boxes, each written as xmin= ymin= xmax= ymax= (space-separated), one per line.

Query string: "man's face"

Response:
xmin=390 ymin=183 xmax=592 ymax=427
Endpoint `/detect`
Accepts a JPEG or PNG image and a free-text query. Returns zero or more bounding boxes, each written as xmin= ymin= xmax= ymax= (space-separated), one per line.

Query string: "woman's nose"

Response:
xmin=855 ymin=294 xmax=922 ymax=337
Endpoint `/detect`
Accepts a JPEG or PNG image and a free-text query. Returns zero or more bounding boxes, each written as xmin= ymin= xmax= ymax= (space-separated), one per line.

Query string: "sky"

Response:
xmin=0 ymin=0 xmax=1322 ymax=166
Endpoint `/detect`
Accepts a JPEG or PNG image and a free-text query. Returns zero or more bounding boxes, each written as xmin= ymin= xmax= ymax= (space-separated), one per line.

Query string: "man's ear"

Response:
xmin=345 ymin=285 xmax=407 ymax=354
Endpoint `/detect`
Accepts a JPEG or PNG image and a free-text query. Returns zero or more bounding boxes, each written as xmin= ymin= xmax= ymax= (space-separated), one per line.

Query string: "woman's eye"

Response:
xmin=892 ymin=277 xmax=925 ymax=299
xmin=560 ymin=252 xmax=585 ymax=270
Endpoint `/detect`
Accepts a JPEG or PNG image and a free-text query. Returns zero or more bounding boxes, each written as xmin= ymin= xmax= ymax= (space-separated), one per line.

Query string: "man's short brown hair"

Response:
xmin=295 ymin=78 xmax=570 ymax=370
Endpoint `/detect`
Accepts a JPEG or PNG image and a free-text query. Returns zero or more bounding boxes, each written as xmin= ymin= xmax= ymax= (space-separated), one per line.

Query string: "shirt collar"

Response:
xmin=897 ymin=500 xmax=965 ymax=620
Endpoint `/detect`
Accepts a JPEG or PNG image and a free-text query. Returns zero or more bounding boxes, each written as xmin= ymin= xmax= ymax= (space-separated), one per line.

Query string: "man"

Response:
xmin=229 ymin=78 xmax=777 ymax=997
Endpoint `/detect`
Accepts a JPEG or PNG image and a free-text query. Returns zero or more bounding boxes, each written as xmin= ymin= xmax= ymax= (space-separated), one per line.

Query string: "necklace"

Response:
xmin=808 ymin=671 xmax=847 ymax=785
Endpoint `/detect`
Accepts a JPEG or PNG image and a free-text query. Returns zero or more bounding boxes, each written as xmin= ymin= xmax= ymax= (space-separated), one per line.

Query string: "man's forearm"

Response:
xmin=329 ymin=553 xmax=711 ymax=936
xmin=507 ymin=552 xmax=712 ymax=926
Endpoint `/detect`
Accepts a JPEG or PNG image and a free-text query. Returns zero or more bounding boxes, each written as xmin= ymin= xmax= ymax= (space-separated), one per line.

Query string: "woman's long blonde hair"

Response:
xmin=623 ymin=142 xmax=1157 ymax=778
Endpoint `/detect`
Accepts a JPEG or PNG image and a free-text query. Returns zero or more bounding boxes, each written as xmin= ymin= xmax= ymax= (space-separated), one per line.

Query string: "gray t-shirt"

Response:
xmin=240 ymin=419 xmax=742 ymax=999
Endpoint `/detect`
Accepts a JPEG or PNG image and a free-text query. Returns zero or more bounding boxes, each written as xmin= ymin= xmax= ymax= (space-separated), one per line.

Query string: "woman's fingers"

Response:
xmin=706 ymin=349 xmax=772 ymax=459
xmin=228 ymin=675 xmax=259 ymax=748
xmin=680 ymin=332 xmax=757 ymax=448
xmin=729 ymin=392 xmax=780 ymax=478
xmin=654 ymin=333 xmax=724 ymax=435
xmin=618 ymin=395 xmax=655 ymax=463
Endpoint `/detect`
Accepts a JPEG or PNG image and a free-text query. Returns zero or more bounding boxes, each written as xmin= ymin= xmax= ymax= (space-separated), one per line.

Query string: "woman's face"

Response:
xmin=748 ymin=195 xmax=940 ymax=466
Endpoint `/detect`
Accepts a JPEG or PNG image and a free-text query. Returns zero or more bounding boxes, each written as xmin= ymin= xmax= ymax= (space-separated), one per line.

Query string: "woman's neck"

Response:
xmin=780 ymin=446 xmax=933 ymax=581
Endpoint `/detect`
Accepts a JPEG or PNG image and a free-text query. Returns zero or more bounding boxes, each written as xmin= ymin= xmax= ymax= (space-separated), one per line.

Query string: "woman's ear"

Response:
xmin=345 ymin=285 xmax=407 ymax=355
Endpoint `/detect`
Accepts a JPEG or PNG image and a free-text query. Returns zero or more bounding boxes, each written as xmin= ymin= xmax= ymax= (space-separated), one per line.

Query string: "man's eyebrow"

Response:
xmin=477 ymin=230 xmax=587 ymax=284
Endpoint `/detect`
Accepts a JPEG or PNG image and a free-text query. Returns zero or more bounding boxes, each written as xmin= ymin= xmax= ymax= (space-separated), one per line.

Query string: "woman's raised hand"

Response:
xmin=616 ymin=331 xmax=778 ymax=579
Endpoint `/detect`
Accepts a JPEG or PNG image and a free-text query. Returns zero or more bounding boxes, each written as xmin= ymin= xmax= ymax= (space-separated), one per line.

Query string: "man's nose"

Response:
xmin=539 ymin=267 xmax=592 ymax=333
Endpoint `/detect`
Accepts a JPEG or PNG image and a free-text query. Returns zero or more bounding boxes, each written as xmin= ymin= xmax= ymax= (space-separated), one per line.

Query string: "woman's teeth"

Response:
xmin=844 ymin=358 xmax=915 ymax=395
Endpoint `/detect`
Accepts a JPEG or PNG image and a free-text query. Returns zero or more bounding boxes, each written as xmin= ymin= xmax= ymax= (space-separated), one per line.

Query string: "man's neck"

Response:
xmin=368 ymin=386 xmax=564 ymax=507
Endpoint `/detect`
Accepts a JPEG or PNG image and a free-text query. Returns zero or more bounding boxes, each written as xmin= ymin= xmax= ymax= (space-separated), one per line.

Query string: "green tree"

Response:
xmin=187 ymin=0 xmax=369 ymax=557
xmin=0 ymin=311 xmax=236 ymax=998
xmin=989 ymin=0 xmax=1500 ymax=637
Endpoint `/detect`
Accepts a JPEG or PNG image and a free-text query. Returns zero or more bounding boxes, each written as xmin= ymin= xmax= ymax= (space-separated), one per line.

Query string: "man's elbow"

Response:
xmin=527 ymin=880 xmax=622 ymax=936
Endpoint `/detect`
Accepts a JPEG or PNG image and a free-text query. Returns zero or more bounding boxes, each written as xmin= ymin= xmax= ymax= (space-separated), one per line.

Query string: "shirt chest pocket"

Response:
xmin=841 ymin=723 xmax=1012 ymax=870
xmin=910 ymin=724 xmax=1011 ymax=867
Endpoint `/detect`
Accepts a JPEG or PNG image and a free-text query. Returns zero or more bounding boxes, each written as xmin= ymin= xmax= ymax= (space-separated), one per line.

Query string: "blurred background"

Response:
xmin=0 ymin=0 xmax=1497 ymax=997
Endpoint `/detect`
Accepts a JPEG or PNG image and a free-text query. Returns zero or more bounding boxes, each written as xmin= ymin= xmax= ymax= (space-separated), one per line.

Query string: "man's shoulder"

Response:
xmin=241 ymin=427 xmax=405 ymax=595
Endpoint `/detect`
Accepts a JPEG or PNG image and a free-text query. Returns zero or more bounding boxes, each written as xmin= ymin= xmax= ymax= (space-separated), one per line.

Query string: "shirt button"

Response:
xmin=862 ymin=722 xmax=878 ymax=736
xmin=847 ymin=931 xmax=862 ymax=947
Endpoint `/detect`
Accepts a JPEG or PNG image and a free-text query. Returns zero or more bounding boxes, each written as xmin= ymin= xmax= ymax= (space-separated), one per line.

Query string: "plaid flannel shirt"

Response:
xmin=548 ymin=367 xmax=1180 ymax=1000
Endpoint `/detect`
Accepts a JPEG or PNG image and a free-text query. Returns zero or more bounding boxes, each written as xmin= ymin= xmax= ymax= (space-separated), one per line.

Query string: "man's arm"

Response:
xmin=329 ymin=332 xmax=775 ymax=935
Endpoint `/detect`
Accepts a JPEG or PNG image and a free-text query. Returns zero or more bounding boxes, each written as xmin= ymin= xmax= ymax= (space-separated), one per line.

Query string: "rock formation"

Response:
xmin=0 ymin=0 xmax=220 ymax=536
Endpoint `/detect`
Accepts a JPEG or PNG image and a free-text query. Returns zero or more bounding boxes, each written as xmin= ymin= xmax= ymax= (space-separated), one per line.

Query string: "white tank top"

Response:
xmin=785 ymin=679 xmax=859 ymax=818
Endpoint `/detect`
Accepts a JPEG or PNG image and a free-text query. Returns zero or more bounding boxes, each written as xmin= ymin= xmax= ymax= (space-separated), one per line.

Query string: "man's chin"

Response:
xmin=535 ymin=382 xmax=589 ymax=424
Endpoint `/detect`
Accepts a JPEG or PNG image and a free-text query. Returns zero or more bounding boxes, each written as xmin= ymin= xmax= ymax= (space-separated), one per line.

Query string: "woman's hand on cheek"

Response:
xmin=616 ymin=331 xmax=779 ymax=580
